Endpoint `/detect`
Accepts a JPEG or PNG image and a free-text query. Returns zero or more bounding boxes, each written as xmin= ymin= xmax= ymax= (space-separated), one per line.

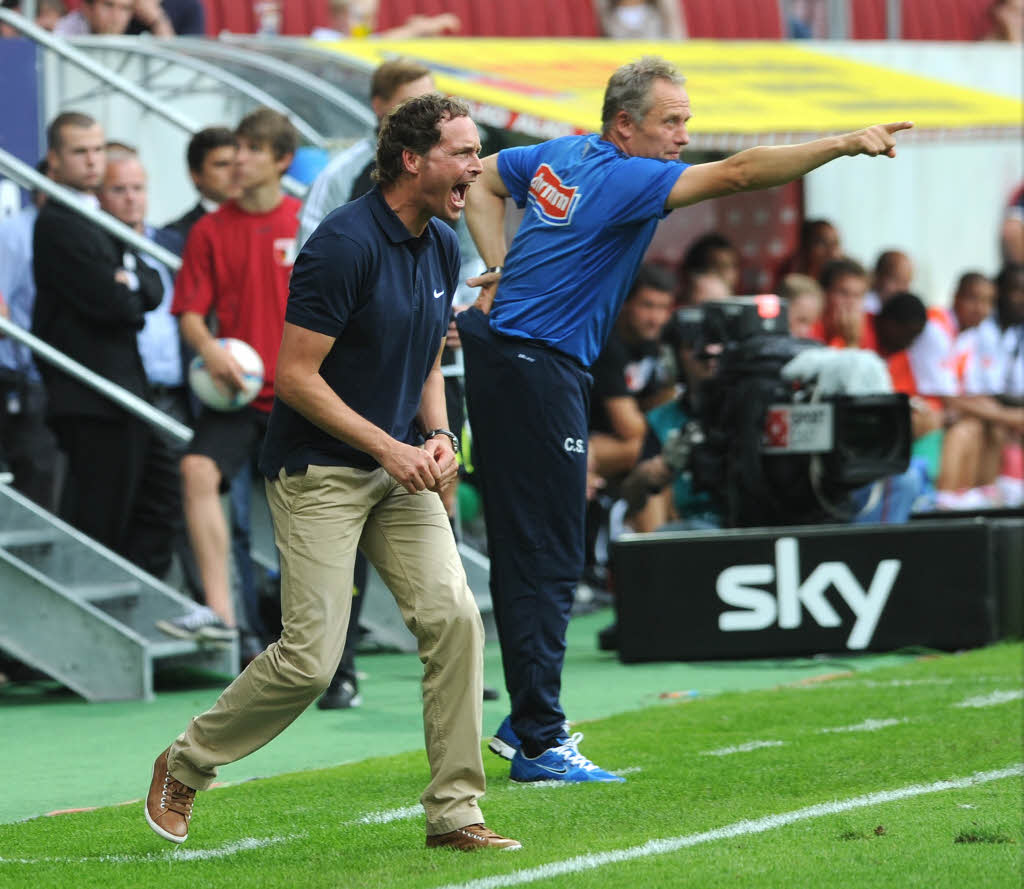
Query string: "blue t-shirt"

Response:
xmin=259 ymin=187 xmax=459 ymax=477
xmin=491 ymin=134 xmax=685 ymax=367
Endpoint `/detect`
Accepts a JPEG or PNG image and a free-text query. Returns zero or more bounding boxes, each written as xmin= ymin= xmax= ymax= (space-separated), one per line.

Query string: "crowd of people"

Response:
xmin=584 ymin=221 xmax=1024 ymax=551
xmin=3 ymin=0 xmax=1020 ymax=41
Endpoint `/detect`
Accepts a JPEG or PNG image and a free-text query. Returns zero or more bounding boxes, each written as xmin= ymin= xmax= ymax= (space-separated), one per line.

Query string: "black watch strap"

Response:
xmin=425 ymin=428 xmax=460 ymax=453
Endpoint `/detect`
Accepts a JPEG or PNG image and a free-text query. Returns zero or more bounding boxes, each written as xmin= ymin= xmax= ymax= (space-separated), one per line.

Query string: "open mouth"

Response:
xmin=450 ymin=183 xmax=469 ymax=209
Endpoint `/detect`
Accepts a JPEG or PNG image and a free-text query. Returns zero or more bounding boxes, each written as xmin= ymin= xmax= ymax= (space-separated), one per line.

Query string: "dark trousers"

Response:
xmin=151 ymin=386 xmax=203 ymax=600
xmin=457 ymin=307 xmax=590 ymax=749
xmin=51 ymin=413 xmax=178 ymax=578
xmin=0 ymin=379 xmax=60 ymax=512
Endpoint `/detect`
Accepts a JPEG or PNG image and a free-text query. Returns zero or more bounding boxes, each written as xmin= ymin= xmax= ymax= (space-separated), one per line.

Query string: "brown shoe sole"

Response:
xmin=426 ymin=825 xmax=522 ymax=851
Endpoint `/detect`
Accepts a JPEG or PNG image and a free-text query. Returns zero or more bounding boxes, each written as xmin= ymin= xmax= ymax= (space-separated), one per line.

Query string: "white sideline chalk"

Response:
xmin=430 ymin=765 xmax=1024 ymax=889
xmin=353 ymin=805 xmax=424 ymax=825
xmin=0 ymin=834 xmax=302 ymax=865
xmin=818 ymin=718 xmax=907 ymax=733
xmin=700 ymin=740 xmax=785 ymax=756
xmin=954 ymin=690 xmax=1023 ymax=709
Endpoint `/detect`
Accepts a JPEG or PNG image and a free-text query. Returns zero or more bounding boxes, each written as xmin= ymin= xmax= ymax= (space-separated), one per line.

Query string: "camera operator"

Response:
xmin=618 ymin=307 xmax=722 ymax=533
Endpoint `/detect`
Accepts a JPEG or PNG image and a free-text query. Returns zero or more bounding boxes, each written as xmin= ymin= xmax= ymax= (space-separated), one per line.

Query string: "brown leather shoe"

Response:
xmin=144 ymin=748 xmax=196 ymax=844
xmin=426 ymin=823 xmax=522 ymax=851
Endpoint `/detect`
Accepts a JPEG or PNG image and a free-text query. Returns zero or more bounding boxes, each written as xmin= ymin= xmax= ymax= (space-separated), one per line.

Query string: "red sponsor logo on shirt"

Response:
xmin=528 ymin=164 xmax=581 ymax=226
xmin=763 ymin=407 xmax=789 ymax=448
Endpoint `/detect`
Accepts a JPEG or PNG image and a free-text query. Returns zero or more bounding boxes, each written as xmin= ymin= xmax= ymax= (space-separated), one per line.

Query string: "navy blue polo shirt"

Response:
xmin=259 ymin=186 xmax=459 ymax=477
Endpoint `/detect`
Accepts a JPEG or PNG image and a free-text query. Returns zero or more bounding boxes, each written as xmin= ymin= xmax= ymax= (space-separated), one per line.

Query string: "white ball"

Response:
xmin=187 ymin=338 xmax=265 ymax=411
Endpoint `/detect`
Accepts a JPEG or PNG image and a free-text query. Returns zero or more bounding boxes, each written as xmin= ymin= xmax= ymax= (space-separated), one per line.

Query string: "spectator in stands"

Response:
xmin=917 ymin=272 xmax=1023 ymax=508
xmin=1001 ymin=183 xmax=1024 ymax=263
xmin=55 ymin=0 xmax=171 ymax=35
xmin=32 ymin=111 xmax=177 ymax=576
xmin=678 ymin=231 xmax=740 ymax=297
xmin=873 ymin=291 xmax=928 ymax=361
xmin=0 ymin=159 xmax=61 ymax=510
xmin=785 ymin=0 xmax=826 ymax=38
xmin=678 ymin=269 xmax=728 ymax=306
xmin=310 ymin=0 xmax=460 ymax=40
xmin=589 ymin=264 xmax=676 ymax=486
xmin=776 ymin=218 xmax=842 ymax=288
xmin=158 ymin=109 xmax=300 ymax=644
xmin=128 ymin=0 xmax=203 ymax=35
xmin=595 ymin=0 xmax=684 ymax=40
xmin=1 ymin=0 xmax=65 ymax=33
xmin=811 ymin=257 xmax=874 ymax=348
xmin=165 ymin=126 xmax=270 ymax=658
xmin=865 ymin=249 xmax=914 ymax=314
xmin=779 ymin=273 xmax=823 ymax=338
xmin=167 ymin=127 xmax=239 ymax=239
xmin=617 ymin=319 xmax=721 ymax=536
xmin=992 ymin=262 xmax=1024 ymax=395
xmin=982 ymin=0 xmax=1023 ymax=42
xmin=97 ymin=146 xmax=207 ymax=590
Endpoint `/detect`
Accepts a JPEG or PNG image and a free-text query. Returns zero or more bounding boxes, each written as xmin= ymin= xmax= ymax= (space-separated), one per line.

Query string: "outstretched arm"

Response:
xmin=666 ymin=122 xmax=914 ymax=210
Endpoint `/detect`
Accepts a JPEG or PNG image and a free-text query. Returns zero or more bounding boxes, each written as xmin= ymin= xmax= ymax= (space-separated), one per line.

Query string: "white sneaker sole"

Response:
xmin=488 ymin=737 xmax=518 ymax=761
xmin=154 ymin=619 xmax=197 ymax=640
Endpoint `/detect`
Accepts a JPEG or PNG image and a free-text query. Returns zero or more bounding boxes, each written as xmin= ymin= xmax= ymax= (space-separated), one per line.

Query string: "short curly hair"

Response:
xmin=374 ymin=93 xmax=471 ymax=188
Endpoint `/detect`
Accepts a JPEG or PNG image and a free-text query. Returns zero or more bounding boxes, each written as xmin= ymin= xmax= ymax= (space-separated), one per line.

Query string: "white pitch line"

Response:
xmin=0 ymin=834 xmax=303 ymax=865
xmin=954 ymin=690 xmax=1023 ymax=709
xmin=352 ymin=805 xmax=423 ymax=825
xmin=818 ymin=718 xmax=907 ymax=734
xmin=430 ymin=765 xmax=1023 ymax=889
xmin=700 ymin=740 xmax=785 ymax=757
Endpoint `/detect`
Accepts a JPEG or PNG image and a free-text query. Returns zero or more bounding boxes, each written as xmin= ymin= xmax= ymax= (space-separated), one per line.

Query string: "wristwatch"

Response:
xmin=425 ymin=428 xmax=460 ymax=453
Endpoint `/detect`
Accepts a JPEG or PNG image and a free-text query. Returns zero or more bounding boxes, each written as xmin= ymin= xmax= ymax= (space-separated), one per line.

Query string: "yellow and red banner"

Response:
xmin=315 ymin=39 xmax=1023 ymax=146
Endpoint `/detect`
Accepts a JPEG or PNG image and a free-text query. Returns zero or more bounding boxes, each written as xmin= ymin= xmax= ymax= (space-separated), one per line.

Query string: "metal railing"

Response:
xmin=0 ymin=8 xmax=308 ymax=199
xmin=0 ymin=149 xmax=192 ymax=443
xmin=68 ymin=36 xmax=330 ymax=150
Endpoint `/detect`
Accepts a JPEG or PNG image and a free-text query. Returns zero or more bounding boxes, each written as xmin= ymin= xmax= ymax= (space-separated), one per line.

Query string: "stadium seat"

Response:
xmin=202 ymin=0 xmax=222 ymax=36
xmin=214 ymin=0 xmax=256 ymax=35
xmin=849 ymin=0 xmax=888 ymax=39
xmin=280 ymin=0 xmax=316 ymax=36
xmin=678 ymin=0 xmax=784 ymax=39
xmin=375 ymin=0 xmax=600 ymax=37
xmin=830 ymin=0 xmax=992 ymax=41
xmin=900 ymin=0 xmax=991 ymax=41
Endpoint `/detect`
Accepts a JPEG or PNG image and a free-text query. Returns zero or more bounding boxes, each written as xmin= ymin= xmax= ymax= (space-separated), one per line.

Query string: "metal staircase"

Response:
xmin=0 ymin=483 xmax=237 ymax=701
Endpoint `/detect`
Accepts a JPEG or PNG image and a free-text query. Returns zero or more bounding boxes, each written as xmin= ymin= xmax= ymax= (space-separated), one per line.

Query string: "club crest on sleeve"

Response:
xmin=528 ymin=164 xmax=581 ymax=226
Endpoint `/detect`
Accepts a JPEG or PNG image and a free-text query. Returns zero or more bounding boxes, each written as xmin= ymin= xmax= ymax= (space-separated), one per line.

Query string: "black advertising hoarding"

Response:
xmin=612 ymin=519 xmax=998 ymax=662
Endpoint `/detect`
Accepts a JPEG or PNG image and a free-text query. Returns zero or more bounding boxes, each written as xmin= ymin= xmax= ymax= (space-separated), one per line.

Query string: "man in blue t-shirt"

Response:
xmin=458 ymin=55 xmax=913 ymax=783
xmin=145 ymin=95 xmax=520 ymax=852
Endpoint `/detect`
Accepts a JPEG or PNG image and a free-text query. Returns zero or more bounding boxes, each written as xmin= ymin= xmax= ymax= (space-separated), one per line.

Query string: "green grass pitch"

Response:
xmin=1 ymin=642 xmax=1020 ymax=889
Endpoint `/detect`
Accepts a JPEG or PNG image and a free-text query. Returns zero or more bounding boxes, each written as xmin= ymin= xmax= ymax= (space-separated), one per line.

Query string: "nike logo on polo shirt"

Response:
xmin=433 ymin=289 xmax=445 ymax=299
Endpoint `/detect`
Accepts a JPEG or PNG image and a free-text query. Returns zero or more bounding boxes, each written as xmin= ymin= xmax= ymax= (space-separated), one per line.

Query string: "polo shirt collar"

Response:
xmin=367 ymin=185 xmax=433 ymax=246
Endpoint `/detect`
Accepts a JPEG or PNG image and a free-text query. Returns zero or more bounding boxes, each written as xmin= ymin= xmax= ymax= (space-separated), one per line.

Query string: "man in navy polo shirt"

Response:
xmin=459 ymin=55 xmax=913 ymax=783
xmin=144 ymin=94 xmax=520 ymax=852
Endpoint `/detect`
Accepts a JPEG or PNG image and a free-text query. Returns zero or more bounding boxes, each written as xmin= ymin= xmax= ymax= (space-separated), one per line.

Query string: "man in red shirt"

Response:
xmin=159 ymin=109 xmax=300 ymax=642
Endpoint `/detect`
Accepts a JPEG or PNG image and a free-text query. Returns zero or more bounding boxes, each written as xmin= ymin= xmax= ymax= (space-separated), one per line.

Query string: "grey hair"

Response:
xmin=600 ymin=56 xmax=686 ymax=134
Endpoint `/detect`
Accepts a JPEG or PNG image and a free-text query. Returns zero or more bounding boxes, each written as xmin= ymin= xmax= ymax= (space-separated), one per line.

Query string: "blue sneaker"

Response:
xmin=488 ymin=716 xmax=573 ymax=762
xmin=509 ymin=733 xmax=625 ymax=783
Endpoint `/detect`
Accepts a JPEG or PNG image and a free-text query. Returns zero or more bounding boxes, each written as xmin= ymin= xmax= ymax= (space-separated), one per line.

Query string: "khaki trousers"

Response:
xmin=168 ymin=465 xmax=486 ymax=835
